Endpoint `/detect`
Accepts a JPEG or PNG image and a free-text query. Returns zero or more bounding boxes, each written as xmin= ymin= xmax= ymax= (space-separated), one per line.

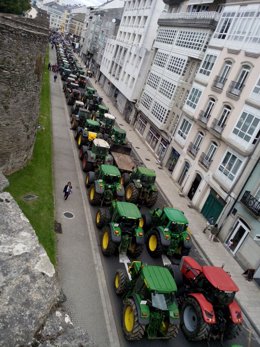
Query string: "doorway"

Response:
xmin=201 ymin=189 xmax=225 ymax=223
xmin=188 ymin=173 xmax=202 ymax=200
xmin=178 ymin=161 xmax=190 ymax=186
xmin=225 ymin=219 xmax=250 ymax=255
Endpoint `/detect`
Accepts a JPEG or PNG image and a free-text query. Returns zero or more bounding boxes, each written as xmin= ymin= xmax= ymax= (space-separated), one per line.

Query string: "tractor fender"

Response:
xmin=116 ymin=184 xmax=125 ymax=197
xmin=228 ymin=300 xmax=243 ymax=324
xmin=188 ymin=293 xmax=216 ymax=324
xmin=134 ymin=228 xmax=144 ymax=245
xmin=94 ymin=180 xmax=104 ymax=194
xmin=133 ymin=179 xmax=142 ymax=189
xmin=183 ymin=237 xmax=192 ymax=249
xmin=156 ymin=227 xmax=171 ymax=247
xmin=131 ymin=294 xmax=150 ymax=325
xmin=87 ymin=150 xmax=96 ymax=163
xmin=110 ymin=223 xmax=122 ymax=243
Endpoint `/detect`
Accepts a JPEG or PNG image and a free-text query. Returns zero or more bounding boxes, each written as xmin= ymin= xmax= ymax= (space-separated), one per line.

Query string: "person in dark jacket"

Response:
xmin=63 ymin=182 xmax=72 ymax=200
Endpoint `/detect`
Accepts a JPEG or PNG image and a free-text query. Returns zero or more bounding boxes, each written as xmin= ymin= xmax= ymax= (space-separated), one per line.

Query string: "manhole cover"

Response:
xmin=119 ymin=123 xmax=124 ymax=126
xmin=63 ymin=212 xmax=74 ymax=219
xmin=158 ymin=166 xmax=163 ymax=169
xmin=135 ymin=146 xmax=140 ymax=149
xmin=23 ymin=194 xmax=38 ymax=201
xmin=145 ymin=158 xmax=150 ymax=161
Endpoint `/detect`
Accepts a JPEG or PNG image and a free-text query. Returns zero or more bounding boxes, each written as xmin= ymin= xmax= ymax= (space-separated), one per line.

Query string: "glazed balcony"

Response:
xmin=187 ymin=142 xmax=199 ymax=158
xmin=241 ymin=191 xmax=260 ymax=217
xmin=211 ymin=75 xmax=227 ymax=92
xmin=199 ymin=152 xmax=212 ymax=169
xmin=227 ymin=81 xmax=245 ymax=99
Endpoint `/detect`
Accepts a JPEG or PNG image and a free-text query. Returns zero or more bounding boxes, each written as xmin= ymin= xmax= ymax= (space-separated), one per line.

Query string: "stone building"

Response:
xmin=0 ymin=12 xmax=49 ymax=174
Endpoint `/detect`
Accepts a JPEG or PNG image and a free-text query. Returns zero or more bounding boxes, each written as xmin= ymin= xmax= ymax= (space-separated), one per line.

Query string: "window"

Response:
xmin=219 ymin=60 xmax=232 ymax=83
xmin=218 ymin=151 xmax=243 ymax=181
xmin=186 ymin=87 xmax=202 ymax=109
xmin=217 ymin=105 xmax=231 ymax=127
xmin=176 ymin=30 xmax=208 ymax=51
xmin=159 ymin=79 xmax=176 ymax=99
xmin=214 ymin=11 xmax=235 ymax=39
xmin=228 ymin=8 xmax=256 ymax=42
xmin=167 ymin=56 xmax=186 ymax=75
xmin=151 ymin=102 xmax=168 ymax=124
xmin=146 ymin=127 xmax=159 ymax=150
xmin=140 ymin=92 xmax=152 ymax=110
xmin=147 ymin=72 xmax=160 ymax=89
xmin=156 ymin=29 xmax=177 ymax=44
xmin=193 ymin=131 xmax=204 ymax=150
xmin=204 ymin=98 xmax=215 ymax=119
xmin=252 ymin=77 xmax=260 ymax=97
xmin=233 ymin=110 xmax=260 ymax=143
xmin=178 ymin=118 xmax=192 ymax=140
xmin=199 ymin=54 xmax=217 ymax=76
xmin=136 ymin=116 xmax=147 ymax=135
xmin=234 ymin=65 xmax=251 ymax=90
xmin=153 ymin=51 xmax=169 ymax=68
xmin=205 ymin=142 xmax=218 ymax=161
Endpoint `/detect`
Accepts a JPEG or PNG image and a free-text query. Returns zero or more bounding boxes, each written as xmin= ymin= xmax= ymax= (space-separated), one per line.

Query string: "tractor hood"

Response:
xmin=164 ymin=208 xmax=188 ymax=225
xmin=202 ymin=266 xmax=239 ymax=292
xmin=137 ymin=166 xmax=156 ymax=177
xmin=114 ymin=201 xmax=141 ymax=219
xmin=142 ymin=265 xmax=177 ymax=293
xmin=101 ymin=164 xmax=121 ymax=177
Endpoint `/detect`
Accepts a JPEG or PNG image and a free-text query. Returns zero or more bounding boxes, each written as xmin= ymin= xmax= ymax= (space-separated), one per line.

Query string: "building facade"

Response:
xmin=168 ymin=1 xmax=260 ymax=237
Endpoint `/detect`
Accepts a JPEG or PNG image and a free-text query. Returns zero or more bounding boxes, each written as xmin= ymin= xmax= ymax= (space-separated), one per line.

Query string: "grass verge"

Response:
xmin=6 ymin=51 xmax=56 ymax=264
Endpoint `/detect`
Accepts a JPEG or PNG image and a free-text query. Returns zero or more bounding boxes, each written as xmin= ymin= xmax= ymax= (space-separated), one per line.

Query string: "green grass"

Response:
xmin=6 ymin=51 xmax=56 ymax=264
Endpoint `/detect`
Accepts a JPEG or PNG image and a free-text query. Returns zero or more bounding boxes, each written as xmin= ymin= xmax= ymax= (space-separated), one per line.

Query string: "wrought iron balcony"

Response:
xmin=211 ymin=118 xmax=225 ymax=134
xmin=198 ymin=110 xmax=210 ymax=125
xmin=199 ymin=152 xmax=212 ymax=169
xmin=163 ymin=0 xmax=184 ymax=5
xmin=212 ymin=75 xmax=227 ymax=90
xmin=227 ymin=81 xmax=245 ymax=98
xmin=241 ymin=191 xmax=260 ymax=217
xmin=187 ymin=142 xmax=199 ymax=157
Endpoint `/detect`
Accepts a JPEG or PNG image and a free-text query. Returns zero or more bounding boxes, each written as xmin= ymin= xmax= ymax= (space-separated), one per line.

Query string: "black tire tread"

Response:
xmin=89 ymin=185 xmax=102 ymax=206
xmin=123 ymin=298 xmax=145 ymax=341
xmin=114 ymin=269 xmax=129 ymax=296
xmin=146 ymin=229 xmax=163 ymax=258
xmin=125 ymin=182 xmax=139 ymax=203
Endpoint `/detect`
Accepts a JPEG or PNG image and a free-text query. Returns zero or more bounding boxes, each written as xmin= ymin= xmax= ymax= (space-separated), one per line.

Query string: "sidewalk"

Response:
xmin=76 ymin=54 xmax=260 ymax=340
xmin=49 ymin=48 xmax=120 ymax=347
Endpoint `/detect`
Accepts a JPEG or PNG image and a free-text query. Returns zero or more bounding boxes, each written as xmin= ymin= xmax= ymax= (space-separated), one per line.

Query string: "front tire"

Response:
xmin=114 ymin=269 xmax=129 ymax=296
xmin=96 ymin=208 xmax=111 ymax=229
xmin=123 ymin=298 xmax=145 ymax=341
xmin=85 ymin=171 xmax=95 ymax=188
xmin=146 ymin=191 xmax=158 ymax=208
xmin=146 ymin=230 xmax=163 ymax=257
xmin=89 ymin=185 xmax=102 ymax=206
xmin=127 ymin=241 xmax=143 ymax=258
xmin=180 ymin=297 xmax=210 ymax=341
xmin=224 ymin=322 xmax=241 ymax=340
xmin=160 ymin=320 xmax=179 ymax=339
xmin=125 ymin=183 xmax=139 ymax=203
xmin=101 ymin=227 xmax=117 ymax=256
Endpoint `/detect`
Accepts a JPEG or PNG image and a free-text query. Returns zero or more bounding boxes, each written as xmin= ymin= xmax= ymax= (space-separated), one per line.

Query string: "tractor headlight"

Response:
xmin=139 ymin=218 xmax=144 ymax=228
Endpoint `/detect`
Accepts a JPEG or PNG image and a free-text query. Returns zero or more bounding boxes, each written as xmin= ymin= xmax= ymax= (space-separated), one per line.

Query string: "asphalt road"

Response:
xmin=62 ymin=83 xmax=258 ymax=347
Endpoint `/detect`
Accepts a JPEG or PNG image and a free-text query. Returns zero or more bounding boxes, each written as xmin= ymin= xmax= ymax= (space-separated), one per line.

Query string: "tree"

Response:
xmin=0 ymin=0 xmax=31 ymax=15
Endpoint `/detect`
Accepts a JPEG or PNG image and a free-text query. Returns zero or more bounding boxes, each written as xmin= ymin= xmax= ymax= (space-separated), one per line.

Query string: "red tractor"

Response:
xmin=170 ymin=256 xmax=242 ymax=342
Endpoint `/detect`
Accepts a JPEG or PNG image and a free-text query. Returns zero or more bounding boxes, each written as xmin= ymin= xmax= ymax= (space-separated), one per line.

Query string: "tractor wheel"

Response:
xmin=71 ymin=119 xmax=77 ymax=130
xmin=160 ymin=320 xmax=179 ymax=339
xmin=82 ymin=155 xmax=93 ymax=172
xmin=142 ymin=210 xmax=152 ymax=231
xmin=114 ymin=269 xmax=129 ymax=296
xmin=125 ymin=183 xmax=139 ymax=203
xmin=123 ymin=298 xmax=145 ymax=341
xmin=180 ymin=296 xmax=210 ymax=341
xmin=101 ymin=227 xmax=117 ymax=256
xmin=146 ymin=230 xmax=163 ymax=258
xmin=77 ymin=134 xmax=83 ymax=148
xmin=85 ymin=171 xmax=95 ymax=188
xmin=146 ymin=191 xmax=158 ymax=208
xmin=121 ymin=172 xmax=130 ymax=186
xmin=96 ymin=208 xmax=111 ymax=229
xmin=127 ymin=241 xmax=143 ymax=258
xmin=181 ymin=246 xmax=191 ymax=257
xmin=79 ymin=147 xmax=84 ymax=160
xmin=224 ymin=322 xmax=241 ymax=340
xmin=89 ymin=184 xmax=102 ymax=206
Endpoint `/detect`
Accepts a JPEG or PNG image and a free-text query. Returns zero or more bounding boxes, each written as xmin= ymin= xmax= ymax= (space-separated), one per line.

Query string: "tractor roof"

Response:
xmin=79 ymin=107 xmax=88 ymax=113
xmin=93 ymin=138 xmax=110 ymax=149
xmin=164 ymin=208 xmax=188 ymax=225
xmin=142 ymin=265 xmax=177 ymax=293
xmin=113 ymin=126 xmax=126 ymax=134
xmin=137 ymin=166 xmax=156 ymax=177
xmin=67 ymin=77 xmax=75 ymax=82
xmin=86 ymin=119 xmax=100 ymax=127
xmin=80 ymin=75 xmax=87 ymax=79
xmin=202 ymin=266 xmax=239 ymax=292
xmin=98 ymin=105 xmax=109 ymax=111
xmin=69 ymin=74 xmax=77 ymax=79
xmin=115 ymin=201 xmax=141 ymax=219
xmin=75 ymin=101 xmax=84 ymax=106
xmin=86 ymin=87 xmax=96 ymax=93
xmin=104 ymin=113 xmax=116 ymax=120
xmin=100 ymin=164 xmax=121 ymax=177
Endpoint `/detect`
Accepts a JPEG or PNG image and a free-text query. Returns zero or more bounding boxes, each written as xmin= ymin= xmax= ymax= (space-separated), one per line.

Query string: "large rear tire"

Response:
xmin=96 ymin=208 xmax=111 ymax=229
xmin=114 ymin=269 xmax=129 ymax=296
xmin=85 ymin=171 xmax=95 ymax=188
xmin=121 ymin=172 xmax=130 ymax=186
xmin=101 ymin=227 xmax=117 ymax=256
xmin=89 ymin=184 xmax=102 ymax=206
xmin=146 ymin=230 xmax=163 ymax=257
xmin=142 ymin=210 xmax=152 ymax=231
xmin=127 ymin=241 xmax=143 ymax=258
xmin=125 ymin=183 xmax=139 ymax=203
xmin=224 ymin=322 xmax=241 ymax=340
xmin=82 ymin=155 xmax=93 ymax=172
xmin=160 ymin=320 xmax=179 ymax=339
xmin=180 ymin=297 xmax=210 ymax=341
xmin=146 ymin=191 xmax=158 ymax=208
xmin=123 ymin=298 xmax=145 ymax=341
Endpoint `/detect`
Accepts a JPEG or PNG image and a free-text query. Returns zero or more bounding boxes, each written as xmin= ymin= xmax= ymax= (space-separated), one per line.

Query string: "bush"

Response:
xmin=0 ymin=0 xmax=31 ymax=15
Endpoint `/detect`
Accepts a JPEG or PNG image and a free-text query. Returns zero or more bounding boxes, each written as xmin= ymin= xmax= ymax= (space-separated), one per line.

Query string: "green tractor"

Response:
xmin=82 ymin=86 xmax=96 ymax=104
xmin=100 ymin=113 xmax=116 ymax=135
xmin=81 ymin=138 xmax=113 ymax=172
xmin=71 ymin=107 xmax=91 ymax=130
xmin=95 ymin=201 xmax=144 ymax=258
xmin=93 ymin=104 xmax=109 ymax=121
xmin=124 ymin=166 xmax=158 ymax=207
xmin=110 ymin=126 xmax=127 ymax=146
xmin=143 ymin=207 xmax=192 ymax=258
xmin=114 ymin=261 xmax=179 ymax=340
xmin=76 ymin=119 xmax=100 ymax=149
xmin=86 ymin=164 xmax=124 ymax=206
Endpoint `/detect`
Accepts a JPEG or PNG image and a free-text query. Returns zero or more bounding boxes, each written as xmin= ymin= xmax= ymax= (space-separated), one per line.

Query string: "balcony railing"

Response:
xmin=211 ymin=118 xmax=225 ymax=134
xmin=241 ymin=191 xmax=260 ymax=217
xmin=199 ymin=152 xmax=212 ymax=169
xmin=227 ymin=81 xmax=245 ymax=98
xmin=212 ymin=75 xmax=227 ymax=90
xmin=159 ymin=11 xmax=220 ymax=22
xmin=198 ymin=110 xmax=210 ymax=125
xmin=188 ymin=142 xmax=199 ymax=157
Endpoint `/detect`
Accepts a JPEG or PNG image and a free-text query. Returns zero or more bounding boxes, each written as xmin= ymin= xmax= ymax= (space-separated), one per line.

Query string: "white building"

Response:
xmin=99 ymin=0 xmax=165 ymax=120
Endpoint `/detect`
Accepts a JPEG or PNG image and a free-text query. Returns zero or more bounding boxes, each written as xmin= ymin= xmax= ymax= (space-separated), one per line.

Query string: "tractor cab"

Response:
xmin=99 ymin=164 xmax=121 ymax=185
xmin=92 ymin=138 xmax=110 ymax=158
xmin=96 ymin=105 xmax=109 ymax=121
xmin=111 ymin=201 xmax=142 ymax=230
xmin=61 ymin=68 xmax=72 ymax=81
xmin=78 ymin=75 xmax=87 ymax=88
xmin=71 ymin=100 xmax=84 ymax=115
xmin=111 ymin=127 xmax=127 ymax=145
xmin=163 ymin=208 xmax=189 ymax=233
xmin=69 ymin=74 xmax=77 ymax=80
xmin=83 ymin=87 xmax=96 ymax=103
xmin=101 ymin=113 xmax=116 ymax=133
xmin=70 ymin=82 xmax=79 ymax=90
xmin=131 ymin=166 xmax=156 ymax=186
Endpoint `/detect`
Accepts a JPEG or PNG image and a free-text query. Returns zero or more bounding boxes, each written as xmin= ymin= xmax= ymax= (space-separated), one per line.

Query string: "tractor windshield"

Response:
xmin=169 ymin=222 xmax=187 ymax=233
xmin=105 ymin=175 xmax=119 ymax=184
xmin=215 ymin=290 xmax=235 ymax=306
xmin=151 ymin=293 xmax=167 ymax=311
xmin=141 ymin=175 xmax=155 ymax=184
xmin=119 ymin=217 xmax=137 ymax=230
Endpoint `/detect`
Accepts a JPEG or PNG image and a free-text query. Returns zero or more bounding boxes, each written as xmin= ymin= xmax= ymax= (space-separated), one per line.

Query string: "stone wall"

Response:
xmin=0 ymin=10 xmax=49 ymax=174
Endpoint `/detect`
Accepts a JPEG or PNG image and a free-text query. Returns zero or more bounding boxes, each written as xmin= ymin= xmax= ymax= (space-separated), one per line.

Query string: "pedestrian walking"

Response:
xmin=209 ymin=223 xmax=218 ymax=242
xmin=54 ymin=74 xmax=58 ymax=82
xmin=202 ymin=216 xmax=214 ymax=233
xmin=48 ymin=63 xmax=51 ymax=71
xmin=63 ymin=182 xmax=72 ymax=200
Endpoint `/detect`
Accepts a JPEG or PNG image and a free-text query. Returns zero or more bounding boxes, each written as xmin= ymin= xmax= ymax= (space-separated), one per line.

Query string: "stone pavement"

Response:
xmin=49 ymin=47 xmax=120 ymax=347
xmin=75 ymin=55 xmax=260 ymax=341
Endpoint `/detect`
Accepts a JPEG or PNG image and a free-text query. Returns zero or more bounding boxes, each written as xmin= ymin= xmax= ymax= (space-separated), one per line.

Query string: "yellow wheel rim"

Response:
xmin=124 ymin=305 xmax=134 ymax=333
xmin=114 ymin=273 xmax=119 ymax=289
xmin=77 ymin=135 xmax=82 ymax=146
xmin=139 ymin=218 xmax=144 ymax=228
xmin=102 ymin=230 xmax=109 ymax=250
xmin=90 ymin=186 xmax=95 ymax=201
xmin=126 ymin=186 xmax=132 ymax=200
xmin=120 ymin=177 xmax=124 ymax=185
xmin=160 ymin=320 xmax=168 ymax=334
xmin=149 ymin=235 xmax=157 ymax=252
xmin=96 ymin=211 xmax=101 ymax=224
xmin=86 ymin=175 xmax=89 ymax=185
